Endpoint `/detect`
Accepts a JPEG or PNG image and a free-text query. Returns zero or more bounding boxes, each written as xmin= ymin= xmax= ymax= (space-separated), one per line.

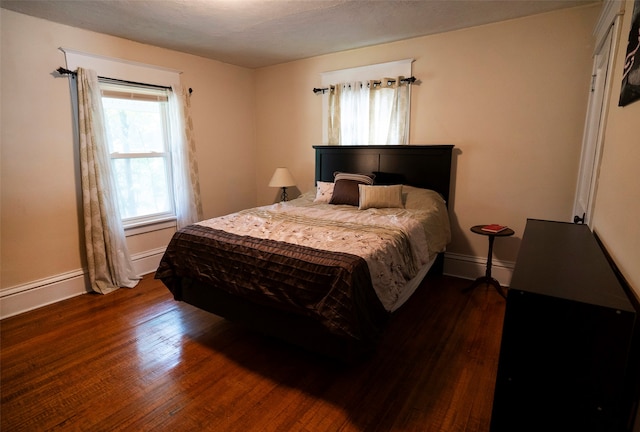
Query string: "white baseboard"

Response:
xmin=0 ymin=247 xmax=166 ymax=320
xmin=0 ymin=270 xmax=91 ymax=320
xmin=443 ymin=252 xmax=515 ymax=287
xmin=130 ymin=247 xmax=166 ymax=277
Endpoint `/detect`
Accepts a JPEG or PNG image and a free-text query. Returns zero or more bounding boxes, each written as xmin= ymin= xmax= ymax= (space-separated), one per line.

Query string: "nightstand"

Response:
xmin=464 ymin=225 xmax=515 ymax=298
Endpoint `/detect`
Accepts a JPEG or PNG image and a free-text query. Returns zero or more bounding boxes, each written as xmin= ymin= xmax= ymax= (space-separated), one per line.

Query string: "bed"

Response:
xmin=155 ymin=145 xmax=454 ymax=362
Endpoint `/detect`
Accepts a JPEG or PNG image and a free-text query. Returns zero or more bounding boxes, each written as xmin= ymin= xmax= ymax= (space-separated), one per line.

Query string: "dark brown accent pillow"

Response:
xmin=329 ymin=179 xmax=363 ymax=206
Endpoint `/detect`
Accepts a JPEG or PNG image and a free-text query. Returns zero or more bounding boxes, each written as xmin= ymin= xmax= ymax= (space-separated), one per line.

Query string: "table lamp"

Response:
xmin=268 ymin=167 xmax=296 ymax=201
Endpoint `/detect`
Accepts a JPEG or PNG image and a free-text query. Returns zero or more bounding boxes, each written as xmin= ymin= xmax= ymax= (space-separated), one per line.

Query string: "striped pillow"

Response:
xmin=333 ymin=172 xmax=375 ymax=185
xmin=358 ymin=184 xmax=404 ymax=210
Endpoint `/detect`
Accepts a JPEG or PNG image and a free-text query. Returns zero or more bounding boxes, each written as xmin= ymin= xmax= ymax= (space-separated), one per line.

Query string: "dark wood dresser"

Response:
xmin=490 ymin=219 xmax=638 ymax=432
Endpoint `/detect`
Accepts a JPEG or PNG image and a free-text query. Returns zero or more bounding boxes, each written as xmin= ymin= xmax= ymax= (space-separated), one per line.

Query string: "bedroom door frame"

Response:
xmin=572 ymin=1 xmax=623 ymax=226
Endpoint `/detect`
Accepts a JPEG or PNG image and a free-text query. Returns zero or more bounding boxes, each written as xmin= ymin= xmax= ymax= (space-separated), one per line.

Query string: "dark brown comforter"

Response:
xmin=155 ymin=224 xmax=389 ymax=343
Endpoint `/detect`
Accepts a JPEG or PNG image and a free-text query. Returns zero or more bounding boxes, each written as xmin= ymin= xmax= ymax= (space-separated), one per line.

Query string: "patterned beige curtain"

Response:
xmin=327 ymin=76 xmax=411 ymax=145
xmin=77 ymin=68 xmax=139 ymax=294
xmin=168 ymin=85 xmax=202 ymax=229
xmin=327 ymin=83 xmax=342 ymax=145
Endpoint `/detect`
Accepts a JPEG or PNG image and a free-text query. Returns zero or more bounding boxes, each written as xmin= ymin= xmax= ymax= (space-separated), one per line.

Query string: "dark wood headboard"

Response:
xmin=313 ymin=145 xmax=454 ymax=204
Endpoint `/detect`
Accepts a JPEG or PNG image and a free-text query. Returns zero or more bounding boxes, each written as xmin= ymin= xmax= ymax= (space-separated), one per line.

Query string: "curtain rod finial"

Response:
xmin=56 ymin=66 xmax=79 ymax=77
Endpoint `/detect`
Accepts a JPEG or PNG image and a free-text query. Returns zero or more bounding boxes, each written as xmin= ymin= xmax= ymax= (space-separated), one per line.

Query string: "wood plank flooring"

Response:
xmin=1 ymin=273 xmax=506 ymax=432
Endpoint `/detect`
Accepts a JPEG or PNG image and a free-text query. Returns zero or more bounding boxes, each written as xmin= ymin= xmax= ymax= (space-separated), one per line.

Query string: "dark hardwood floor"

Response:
xmin=1 ymin=273 xmax=506 ymax=431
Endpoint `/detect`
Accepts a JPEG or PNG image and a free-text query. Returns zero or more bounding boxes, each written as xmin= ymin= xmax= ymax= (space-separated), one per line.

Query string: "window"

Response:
xmin=320 ymin=59 xmax=413 ymax=145
xmin=328 ymin=79 xmax=410 ymax=145
xmin=100 ymin=83 xmax=175 ymax=227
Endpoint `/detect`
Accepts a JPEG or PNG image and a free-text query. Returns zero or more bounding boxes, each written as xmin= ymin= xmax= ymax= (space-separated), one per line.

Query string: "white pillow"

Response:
xmin=314 ymin=181 xmax=335 ymax=203
xmin=402 ymin=185 xmax=446 ymax=210
xmin=358 ymin=184 xmax=404 ymax=210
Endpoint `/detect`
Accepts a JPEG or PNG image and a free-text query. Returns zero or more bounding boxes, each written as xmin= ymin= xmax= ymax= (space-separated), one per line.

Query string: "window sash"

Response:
xmin=110 ymin=152 xmax=169 ymax=159
xmin=100 ymin=83 xmax=175 ymax=225
xmin=100 ymin=82 xmax=169 ymax=101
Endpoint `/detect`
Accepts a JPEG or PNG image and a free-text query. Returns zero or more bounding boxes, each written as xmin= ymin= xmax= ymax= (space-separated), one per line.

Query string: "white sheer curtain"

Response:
xmin=168 ymin=85 xmax=202 ymax=229
xmin=328 ymin=76 xmax=411 ymax=145
xmin=76 ymin=68 xmax=139 ymax=294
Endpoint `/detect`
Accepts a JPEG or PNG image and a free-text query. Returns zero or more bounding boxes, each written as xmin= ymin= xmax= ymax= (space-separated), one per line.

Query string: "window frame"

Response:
xmin=99 ymin=82 xmax=177 ymax=229
xmin=61 ymin=49 xmax=183 ymax=235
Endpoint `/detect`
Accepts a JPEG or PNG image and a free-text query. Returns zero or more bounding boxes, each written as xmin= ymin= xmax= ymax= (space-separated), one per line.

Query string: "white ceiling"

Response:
xmin=1 ymin=0 xmax=597 ymax=69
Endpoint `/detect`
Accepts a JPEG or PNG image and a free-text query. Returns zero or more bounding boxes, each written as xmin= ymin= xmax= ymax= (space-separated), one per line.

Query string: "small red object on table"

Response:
xmin=465 ymin=224 xmax=515 ymax=298
xmin=480 ymin=224 xmax=508 ymax=233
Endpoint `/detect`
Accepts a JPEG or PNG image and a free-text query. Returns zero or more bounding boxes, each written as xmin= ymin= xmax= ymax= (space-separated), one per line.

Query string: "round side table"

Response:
xmin=464 ymin=225 xmax=515 ymax=298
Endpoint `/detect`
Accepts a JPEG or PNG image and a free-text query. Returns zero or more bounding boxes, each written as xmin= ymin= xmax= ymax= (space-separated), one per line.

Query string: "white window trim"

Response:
xmin=125 ymin=218 xmax=177 ymax=236
xmin=319 ymin=59 xmax=413 ymax=144
xmin=60 ymin=47 xmax=181 ymax=87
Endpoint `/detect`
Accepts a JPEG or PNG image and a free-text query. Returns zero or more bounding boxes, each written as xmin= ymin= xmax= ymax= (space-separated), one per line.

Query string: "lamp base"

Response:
xmin=280 ymin=187 xmax=288 ymax=202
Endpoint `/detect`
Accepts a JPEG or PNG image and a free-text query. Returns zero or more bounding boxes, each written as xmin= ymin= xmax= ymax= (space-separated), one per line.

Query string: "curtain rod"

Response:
xmin=56 ymin=67 xmax=193 ymax=94
xmin=312 ymin=76 xmax=417 ymax=94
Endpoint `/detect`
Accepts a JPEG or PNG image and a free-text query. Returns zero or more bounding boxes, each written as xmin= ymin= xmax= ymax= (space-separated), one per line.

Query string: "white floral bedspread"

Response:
xmin=197 ymin=190 xmax=450 ymax=311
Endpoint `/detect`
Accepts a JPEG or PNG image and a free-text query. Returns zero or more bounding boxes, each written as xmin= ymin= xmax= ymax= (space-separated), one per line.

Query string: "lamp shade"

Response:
xmin=268 ymin=167 xmax=296 ymax=188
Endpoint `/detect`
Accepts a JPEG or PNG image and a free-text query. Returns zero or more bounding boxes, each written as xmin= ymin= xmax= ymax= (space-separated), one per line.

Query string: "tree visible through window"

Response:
xmin=101 ymin=84 xmax=175 ymax=225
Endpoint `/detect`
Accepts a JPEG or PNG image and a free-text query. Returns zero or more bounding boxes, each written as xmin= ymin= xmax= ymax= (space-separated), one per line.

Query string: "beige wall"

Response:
xmin=1 ymin=9 xmax=256 ymax=289
xmin=5 ymin=3 xmax=630 ymax=303
xmin=255 ymin=5 xmax=601 ymax=264
xmin=592 ymin=0 xmax=640 ymax=300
